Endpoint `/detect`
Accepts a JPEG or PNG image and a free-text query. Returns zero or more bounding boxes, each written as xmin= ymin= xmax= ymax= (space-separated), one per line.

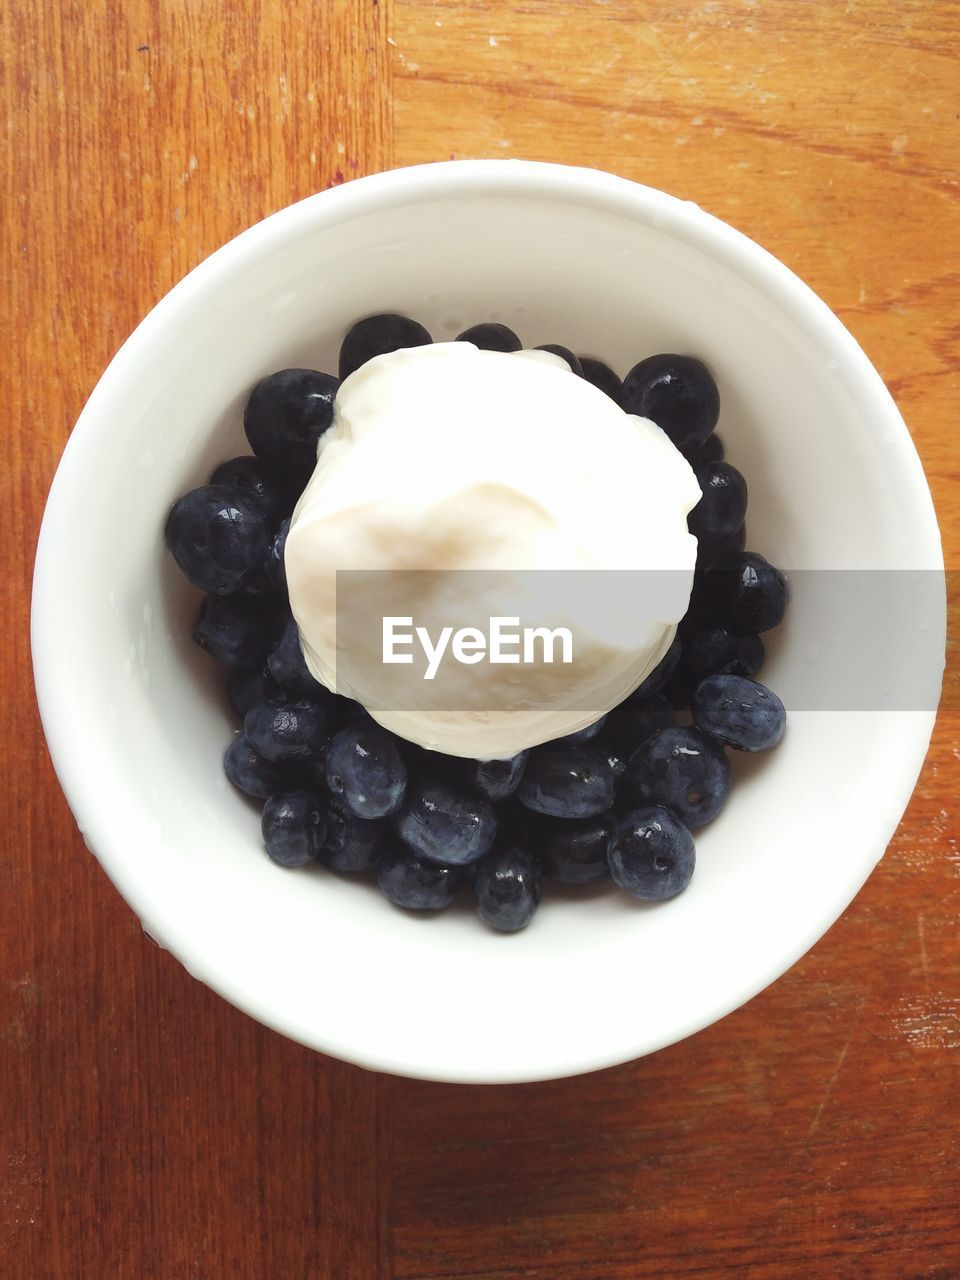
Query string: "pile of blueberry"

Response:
xmin=164 ymin=313 xmax=787 ymax=932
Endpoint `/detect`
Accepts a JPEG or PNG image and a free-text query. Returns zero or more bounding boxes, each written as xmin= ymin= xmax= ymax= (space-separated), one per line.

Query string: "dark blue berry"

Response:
xmin=267 ymin=612 xmax=324 ymax=695
xmin=464 ymin=752 xmax=528 ymax=802
xmin=456 ymin=322 xmax=522 ymax=352
xmin=227 ymin=665 xmax=276 ymax=718
xmin=223 ymin=733 xmax=294 ymax=799
xmin=475 ymin=844 xmax=541 ymax=932
xmin=339 ymin=313 xmax=432 ymax=380
xmin=324 ymin=723 xmax=407 ymax=818
xmin=319 ymin=795 xmax=387 ymax=872
xmin=535 ymin=344 xmax=583 ymax=376
xmin=209 ymin=455 xmax=288 ymax=523
xmin=244 ymin=369 xmax=339 ymax=489
xmin=602 ymin=695 xmax=674 ymax=755
xmin=716 ymin=552 xmax=788 ymax=633
xmin=261 ymin=790 xmax=325 ymax=868
xmin=600 ymin=745 xmax=627 ymax=782
xmin=517 ymin=745 xmax=615 ymax=819
xmin=192 ymin=593 xmax=275 ymax=667
xmin=696 ymin=522 xmax=746 ymax=570
xmin=620 ymin=354 xmax=720 ymax=453
xmin=557 ymin=715 xmax=608 ymax=746
xmin=165 ymin=484 xmax=271 ymax=595
xmin=621 ymin=726 xmax=731 ymax=829
xmin=540 ymin=815 xmax=611 ymax=884
xmin=683 ymin=624 xmax=764 ymax=684
xmin=608 ymin=807 xmax=695 ymax=900
xmin=692 ymin=674 xmax=786 ymax=752
xmin=392 ymin=780 xmax=497 ymax=866
xmin=377 ymin=842 xmax=464 ymax=910
xmin=689 ymin=462 xmax=748 ymax=541
xmin=629 ymin=634 xmax=682 ymax=700
xmin=663 ymin=663 xmax=694 ymax=712
xmin=244 ymin=692 xmax=335 ymax=763
xmin=687 ymin=433 xmax=724 ymax=466
xmin=264 ymin=518 xmax=289 ymax=593
xmin=578 ymin=356 xmax=622 ymax=401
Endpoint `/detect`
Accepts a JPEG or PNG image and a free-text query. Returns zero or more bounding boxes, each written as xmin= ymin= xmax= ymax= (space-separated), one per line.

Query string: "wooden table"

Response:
xmin=3 ymin=2 xmax=958 ymax=1275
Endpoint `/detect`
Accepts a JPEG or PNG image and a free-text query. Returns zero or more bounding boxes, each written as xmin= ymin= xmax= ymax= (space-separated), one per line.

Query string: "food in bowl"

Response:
xmin=164 ymin=311 xmax=787 ymax=932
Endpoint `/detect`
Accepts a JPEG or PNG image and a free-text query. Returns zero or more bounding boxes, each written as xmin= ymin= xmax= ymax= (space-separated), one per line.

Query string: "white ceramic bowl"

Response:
xmin=33 ymin=161 xmax=944 ymax=1083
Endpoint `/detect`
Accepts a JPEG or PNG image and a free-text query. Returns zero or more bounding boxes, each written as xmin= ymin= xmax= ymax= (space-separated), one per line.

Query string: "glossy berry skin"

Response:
xmin=689 ymin=462 xmax=748 ymax=541
xmin=696 ymin=522 xmax=746 ymax=571
xmin=192 ymin=593 xmax=274 ymax=667
xmin=557 ymin=715 xmax=608 ymax=746
xmin=608 ymin=806 xmax=696 ymax=901
xmin=464 ymin=752 xmax=528 ymax=802
xmin=243 ymin=368 xmax=339 ymax=487
xmin=227 ymin=665 xmax=276 ymax=719
xmin=687 ymin=433 xmax=724 ymax=466
xmin=621 ymin=726 xmax=731 ymax=830
xmin=264 ymin=518 xmax=289 ymax=593
xmin=517 ymin=745 xmax=615 ymax=819
xmin=692 ymin=674 xmax=786 ymax=752
xmin=723 ymin=552 xmax=787 ymax=633
xmin=165 ymin=484 xmax=271 ymax=595
xmin=535 ymin=344 xmax=584 ymax=376
xmin=629 ymin=635 xmax=682 ymax=701
xmin=339 ymin=313 xmax=432 ymax=379
xmin=223 ymin=733 xmax=294 ymax=799
xmin=393 ymin=780 xmax=497 ymax=866
xmin=683 ymin=624 xmax=764 ymax=684
xmin=209 ymin=455 xmax=287 ymax=523
xmin=377 ymin=842 xmax=464 ymax=910
xmin=540 ymin=815 xmax=612 ymax=884
xmin=620 ymin=354 xmax=720 ymax=453
xmin=267 ymin=612 xmax=323 ymax=695
xmin=244 ymin=692 xmax=335 ymax=763
xmin=456 ymin=322 xmax=522 ymax=352
xmin=324 ymin=723 xmax=407 ymax=818
xmin=578 ymin=356 xmax=622 ymax=402
xmin=474 ymin=844 xmax=541 ymax=932
xmin=261 ymin=790 xmax=326 ymax=868
xmin=319 ymin=795 xmax=387 ymax=872
xmin=601 ymin=695 xmax=674 ymax=756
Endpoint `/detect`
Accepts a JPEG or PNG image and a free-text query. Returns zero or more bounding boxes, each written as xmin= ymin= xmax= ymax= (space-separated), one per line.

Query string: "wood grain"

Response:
xmin=2 ymin=1 xmax=958 ymax=1277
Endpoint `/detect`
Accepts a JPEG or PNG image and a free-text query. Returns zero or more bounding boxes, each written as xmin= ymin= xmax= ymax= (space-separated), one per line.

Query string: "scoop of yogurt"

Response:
xmin=285 ymin=342 xmax=701 ymax=759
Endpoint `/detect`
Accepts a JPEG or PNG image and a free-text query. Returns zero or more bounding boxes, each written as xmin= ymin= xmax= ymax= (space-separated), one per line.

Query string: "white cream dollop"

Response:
xmin=285 ymin=342 xmax=701 ymax=759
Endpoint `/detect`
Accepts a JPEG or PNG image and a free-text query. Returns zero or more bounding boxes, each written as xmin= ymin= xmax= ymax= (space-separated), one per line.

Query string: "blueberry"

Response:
xmin=534 ymin=344 xmax=584 ymax=376
xmin=464 ymin=752 xmax=528 ymax=802
xmin=620 ymin=354 xmax=720 ymax=453
xmin=517 ymin=745 xmax=615 ymax=819
xmin=224 ymin=733 xmax=295 ymax=799
xmin=557 ymin=714 xmax=608 ymax=746
xmin=339 ymin=313 xmax=432 ymax=380
xmin=689 ymin=462 xmax=748 ymax=541
xmin=540 ymin=814 xmax=611 ymax=884
xmin=192 ymin=593 xmax=275 ymax=667
xmin=377 ymin=842 xmax=464 ymax=910
xmin=319 ymin=795 xmax=387 ymax=872
xmin=663 ymin=663 xmax=695 ymax=712
xmin=683 ymin=624 xmax=764 ymax=684
xmin=621 ymin=726 xmax=731 ymax=829
xmin=244 ymin=692 xmax=335 ymax=763
xmin=244 ymin=369 xmax=339 ymax=489
xmin=261 ymin=790 xmax=326 ymax=868
xmin=227 ymin=665 xmax=276 ymax=718
xmin=267 ymin=611 xmax=324 ymax=695
xmin=456 ymin=322 xmax=522 ymax=352
xmin=601 ymin=694 xmax=674 ymax=755
xmin=209 ymin=455 xmax=288 ymax=523
xmin=165 ymin=484 xmax=272 ymax=595
xmin=696 ymin=522 xmax=746 ymax=571
xmin=687 ymin=433 xmax=724 ymax=466
xmin=475 ymin=844 xmax=541 ymax=932
xmin=629 ymin=635 xmax=682 ymax=701
xmin=392 ymin=780 xmax=497 ymax=866
xmin=608 ymin=807 xmax=695 ymax=901
xmin=600 ymin=745 xmax=627 ymax=782
xmin=712 ymin=552 xmax=788 ymax=633
xmin=578 ymin=356 xmax=622 ymax=402
xmin=264 ymin=518 xmax=290 ymax=593
xmin=324 ymin=723 xmax=407 ymax=818
xmin=692 ymin=674 xmax=786 ymax=752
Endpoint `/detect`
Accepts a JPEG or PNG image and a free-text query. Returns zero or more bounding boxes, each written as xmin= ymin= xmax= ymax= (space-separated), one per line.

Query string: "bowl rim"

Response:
xmin=32 ymin=160 xmax=944 ymax=1082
